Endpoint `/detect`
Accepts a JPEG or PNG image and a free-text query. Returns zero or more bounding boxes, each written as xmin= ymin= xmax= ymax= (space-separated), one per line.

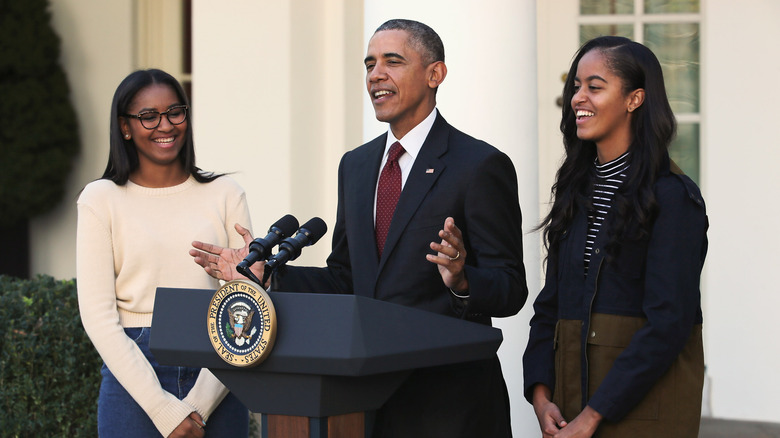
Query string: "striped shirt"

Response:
xmin=584 ymin=151 xmax=630 ymax=275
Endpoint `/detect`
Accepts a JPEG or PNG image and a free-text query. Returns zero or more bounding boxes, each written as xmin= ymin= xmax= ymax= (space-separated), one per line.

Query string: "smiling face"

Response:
xmin=364 ymin=29 xmax=445 ymax=139
xmin=572 ymin=49 xmax=644 ymax=163
xmin=120 ymin=84 xmax=187 ymax=177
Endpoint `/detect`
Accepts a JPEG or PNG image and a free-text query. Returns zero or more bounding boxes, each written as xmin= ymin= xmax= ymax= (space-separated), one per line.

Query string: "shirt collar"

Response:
xmin=383 ymin=108 xmax=438 ymax=160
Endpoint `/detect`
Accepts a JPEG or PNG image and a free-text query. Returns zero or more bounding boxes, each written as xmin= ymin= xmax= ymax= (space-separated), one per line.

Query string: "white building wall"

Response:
xmin=33 ymin=0 xmax=780 ymax=428
xmin=701 ymin=0 xmax=780 ymax=422
xmin=191 ymin=1 xmax=295 ymax=250
xmin=363 ymin=2 xmax=540 ymax=434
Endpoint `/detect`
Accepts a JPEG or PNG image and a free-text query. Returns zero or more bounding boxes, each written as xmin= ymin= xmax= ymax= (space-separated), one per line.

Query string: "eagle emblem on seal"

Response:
xmin=227 ymin=301 xmax=256 ymax=346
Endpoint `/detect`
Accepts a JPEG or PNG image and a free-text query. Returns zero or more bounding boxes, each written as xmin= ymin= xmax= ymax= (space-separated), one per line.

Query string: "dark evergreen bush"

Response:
xmin=0 ymin=0 xmax=80 ymax=227
xmin=0 ymin=275 xmax=100 ymax=436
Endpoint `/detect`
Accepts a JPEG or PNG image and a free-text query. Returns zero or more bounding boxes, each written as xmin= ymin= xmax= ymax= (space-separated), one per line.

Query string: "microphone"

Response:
xmin=236 ymin=214 xmax=299 ymax=281
xmin=263 ymin=217 xmax=328 ymax=281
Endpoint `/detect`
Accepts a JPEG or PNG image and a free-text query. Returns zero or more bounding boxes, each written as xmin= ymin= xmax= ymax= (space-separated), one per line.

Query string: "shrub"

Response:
xmin=0 ymin=275 xmax=100 ymax=436
xmin=0 ymin=0 xmax=80 ymax=228
xmin=0 ymin=0 xmax=80 ymax=278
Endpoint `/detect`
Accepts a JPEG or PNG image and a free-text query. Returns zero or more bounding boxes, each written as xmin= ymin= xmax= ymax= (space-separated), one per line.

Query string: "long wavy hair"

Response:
xmin=101 ymin=69 xmax=220 ymax=185
xmin=540 ymin=36 xmax=676 ymax=261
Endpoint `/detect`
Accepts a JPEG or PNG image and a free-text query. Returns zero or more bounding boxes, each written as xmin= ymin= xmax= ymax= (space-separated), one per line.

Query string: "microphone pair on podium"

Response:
xmin=236 ymin=215 xmax=328 ymax=286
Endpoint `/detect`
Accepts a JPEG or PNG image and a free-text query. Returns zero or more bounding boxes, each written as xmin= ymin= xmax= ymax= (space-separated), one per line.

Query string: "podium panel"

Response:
xmin=150 ymin=287 xmax=503 ymax=436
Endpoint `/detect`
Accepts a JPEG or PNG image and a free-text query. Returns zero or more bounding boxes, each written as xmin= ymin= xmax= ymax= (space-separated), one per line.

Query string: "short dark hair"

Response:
xmin=375 ymin=19 xmax=444 ymax=65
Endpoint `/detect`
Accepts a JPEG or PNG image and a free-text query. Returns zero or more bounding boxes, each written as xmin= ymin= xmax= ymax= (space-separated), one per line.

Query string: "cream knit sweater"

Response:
xmin=76 ymin=175 xmax=252 ymax=436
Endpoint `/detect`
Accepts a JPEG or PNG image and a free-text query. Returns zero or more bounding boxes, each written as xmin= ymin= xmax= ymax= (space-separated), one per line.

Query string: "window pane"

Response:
xmin=669 ymin=123 xmax=699 ymax=184
xmin=580 ymin=24 xmax=634 ymax=44
xmin=644 ymin=23 xmax=699 ymax=113
xmin=645 ymin=0 xmax=700 ymax=14
xmin=581 ymin=0 xmax=633 ymax=15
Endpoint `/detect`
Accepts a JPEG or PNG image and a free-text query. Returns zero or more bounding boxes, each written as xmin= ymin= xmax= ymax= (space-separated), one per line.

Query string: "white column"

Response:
xmin=192 ymin=1 xmax=294 ymax=248
xmin=192 ymin=0 xmax=362 ymax=265
xmin=363 ymin=2 xmax=539 ymax=434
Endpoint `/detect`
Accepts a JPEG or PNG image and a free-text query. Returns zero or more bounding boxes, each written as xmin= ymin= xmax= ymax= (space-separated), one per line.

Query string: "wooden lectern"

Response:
xmin=150 ymin=288 xmax=502 ymax=438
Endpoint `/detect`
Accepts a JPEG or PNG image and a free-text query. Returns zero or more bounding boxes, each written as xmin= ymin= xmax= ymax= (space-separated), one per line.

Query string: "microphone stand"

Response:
xmin=261 ymin=264 xmax=274 ymax=288
xmin=237 ymin=263 xmax=263 ymax=287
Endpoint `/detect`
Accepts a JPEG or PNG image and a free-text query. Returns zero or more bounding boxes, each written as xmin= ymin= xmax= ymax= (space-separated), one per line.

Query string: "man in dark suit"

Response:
xmin=192 ymin=19 xmax=527 ymax=437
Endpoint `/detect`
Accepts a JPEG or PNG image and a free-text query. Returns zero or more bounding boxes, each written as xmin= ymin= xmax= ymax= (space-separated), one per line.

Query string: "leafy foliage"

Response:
xmin=0 ymin=275 xmax=100 ymax=436
xmin=0 ymin=0 xmax=80 ymax=227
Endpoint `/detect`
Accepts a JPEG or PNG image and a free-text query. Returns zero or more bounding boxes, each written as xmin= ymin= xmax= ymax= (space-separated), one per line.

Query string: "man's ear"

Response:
xmin=627 ymin=88 xmax=645 ymax=112
xmin=428 ymin=61 xmax=447 ymax=89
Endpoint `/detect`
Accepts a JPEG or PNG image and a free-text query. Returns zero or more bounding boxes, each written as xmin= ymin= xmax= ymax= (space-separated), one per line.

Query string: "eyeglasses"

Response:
xmin=123 ymin=105 xmax=188 ymax=130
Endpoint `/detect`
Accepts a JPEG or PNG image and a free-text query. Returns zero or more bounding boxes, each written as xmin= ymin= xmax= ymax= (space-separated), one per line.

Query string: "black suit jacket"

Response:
xmin=273 ymin=113 xmax=527 ymax=436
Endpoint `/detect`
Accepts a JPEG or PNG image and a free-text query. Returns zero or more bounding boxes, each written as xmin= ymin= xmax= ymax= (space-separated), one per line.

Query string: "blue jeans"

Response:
xmin=97 ymin=327 xmax=249 ymax=437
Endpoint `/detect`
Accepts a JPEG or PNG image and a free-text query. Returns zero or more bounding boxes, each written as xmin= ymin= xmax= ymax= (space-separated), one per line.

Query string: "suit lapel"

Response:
xmin=378 ymin=114 xmax=449 ymax=270
xmin=349 ymin=136 xmax=385 ymax=295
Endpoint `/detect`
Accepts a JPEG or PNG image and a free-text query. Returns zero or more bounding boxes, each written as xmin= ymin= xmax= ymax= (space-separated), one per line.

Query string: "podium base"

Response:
xmin=262 ymin=412 xmax=368 ymax=438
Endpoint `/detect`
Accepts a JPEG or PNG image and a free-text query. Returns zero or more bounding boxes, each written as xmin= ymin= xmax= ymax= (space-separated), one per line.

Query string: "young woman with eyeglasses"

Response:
xmin=77 ymin=69 xmax=252 ymax=437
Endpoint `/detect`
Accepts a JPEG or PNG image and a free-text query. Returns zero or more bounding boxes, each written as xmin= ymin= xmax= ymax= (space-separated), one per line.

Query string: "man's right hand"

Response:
xmin=190 ymin=223 xmax=264 ymax=283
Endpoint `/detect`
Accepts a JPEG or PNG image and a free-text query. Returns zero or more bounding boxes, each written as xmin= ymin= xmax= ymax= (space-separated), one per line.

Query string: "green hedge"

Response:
xmin=0 ymin=275 xmax=100 ymax=436
xmin=0 ymin=0 xmax=80 ymax=228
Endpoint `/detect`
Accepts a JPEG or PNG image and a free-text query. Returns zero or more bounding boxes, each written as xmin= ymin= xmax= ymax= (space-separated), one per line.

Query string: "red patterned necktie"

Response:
xmin=375 ymin=141 xmax=405 ymax=256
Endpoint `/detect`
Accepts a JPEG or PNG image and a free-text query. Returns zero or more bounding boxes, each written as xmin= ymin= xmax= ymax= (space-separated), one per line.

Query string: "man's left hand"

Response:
xmin=427 ymin=217 xmax=469 ymax=293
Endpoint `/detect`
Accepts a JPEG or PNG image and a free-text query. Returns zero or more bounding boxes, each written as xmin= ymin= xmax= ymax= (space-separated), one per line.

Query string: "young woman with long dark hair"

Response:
xmin=523 ymin=36 xmax=708 ymax=438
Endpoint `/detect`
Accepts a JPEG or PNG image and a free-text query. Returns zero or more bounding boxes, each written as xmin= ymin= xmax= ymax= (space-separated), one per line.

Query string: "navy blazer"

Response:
xmin=273 ymin=112 xmax=527 ymax=322
xmin=272 ymin=113 xmax=527 ymax=437
xmin=523 ymin=161 xmax=708 ymax=421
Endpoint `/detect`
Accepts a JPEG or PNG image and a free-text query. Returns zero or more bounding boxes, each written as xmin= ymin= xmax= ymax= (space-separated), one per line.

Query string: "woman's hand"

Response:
xmin=552 ymin=406 xmax=602 ymax=438
xmin=168 ymin=412 xmax=206 ymax=438
xmin=190 ymin=223 xmax=261 ymax=282
xmin=427 ymin=217 xmax=469 ymax=293
xmin=532 ymin=384 xmax=568 ymax=438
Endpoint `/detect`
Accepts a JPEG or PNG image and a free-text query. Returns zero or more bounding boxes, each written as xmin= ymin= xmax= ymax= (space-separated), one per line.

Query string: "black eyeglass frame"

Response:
xmin=122 ymin=105 xmax=189 ymax=130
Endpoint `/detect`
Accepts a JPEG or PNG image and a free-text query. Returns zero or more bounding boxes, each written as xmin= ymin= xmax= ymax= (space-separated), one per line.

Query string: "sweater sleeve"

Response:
xmin=76 ymin=200 xmax=195 ymax=436
xmin=181 ymin=178 xmax=253 ymax=419
xmin=181 ymin=369 xmax=229 ymax=421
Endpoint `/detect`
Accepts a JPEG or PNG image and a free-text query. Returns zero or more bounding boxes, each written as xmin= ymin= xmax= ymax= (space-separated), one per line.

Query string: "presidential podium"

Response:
xmin=150 ymin=287 xmax=503 ymax=438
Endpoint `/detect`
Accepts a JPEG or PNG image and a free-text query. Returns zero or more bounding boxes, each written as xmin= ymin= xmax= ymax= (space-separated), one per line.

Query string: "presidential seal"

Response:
xmin=207 ymin=279 xmax=277 ymax=367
